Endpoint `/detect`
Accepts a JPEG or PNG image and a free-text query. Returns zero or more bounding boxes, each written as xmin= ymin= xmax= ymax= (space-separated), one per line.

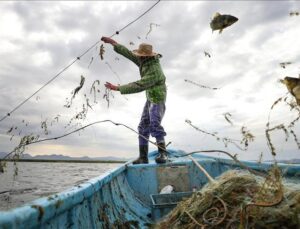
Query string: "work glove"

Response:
xmin=105 ymin=82 xmax=119 ymax=91
xmin=101 ymin=37 xmax=117 ymax=45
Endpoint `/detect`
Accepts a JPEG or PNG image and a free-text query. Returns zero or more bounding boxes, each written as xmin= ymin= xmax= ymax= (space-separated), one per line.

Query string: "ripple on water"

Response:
xmin=0 ymin=162 xmax=120 ymax=211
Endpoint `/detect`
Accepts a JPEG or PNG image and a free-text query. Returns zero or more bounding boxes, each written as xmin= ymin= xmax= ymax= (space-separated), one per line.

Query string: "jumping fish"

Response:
xmin=280 ymin=76 xmax=300 ymax=105
xmin=279 ymin=62 xmax=292 ymax=69
xmin=210 ymin=12 xmax=238 ymax=34
xmin=290 ymin=11 xmax=299 ymax=16
xmin=204 ymin=51 xmax=211 ymax=58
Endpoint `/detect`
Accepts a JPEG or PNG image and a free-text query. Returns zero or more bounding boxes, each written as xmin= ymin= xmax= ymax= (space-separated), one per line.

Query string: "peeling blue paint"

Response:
xmin=1 ymin=150 xmax=300 ymax=228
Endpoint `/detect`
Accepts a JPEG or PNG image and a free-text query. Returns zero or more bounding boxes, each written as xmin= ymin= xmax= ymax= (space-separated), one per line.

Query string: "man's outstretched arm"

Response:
xmin=101 ymin=36 xmax=139 ymax=65
xmin=101 ymin=37 xmax=118 ymax=46
xmin=105 ymin=82 xmax=119 ymax=91
xmin=105 ymin=71 xmax=162 ymax=94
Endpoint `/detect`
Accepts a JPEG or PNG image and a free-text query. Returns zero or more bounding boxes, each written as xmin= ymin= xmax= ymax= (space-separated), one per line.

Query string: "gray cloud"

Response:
xmin=0 ymin=1 xmax=299 ymax=160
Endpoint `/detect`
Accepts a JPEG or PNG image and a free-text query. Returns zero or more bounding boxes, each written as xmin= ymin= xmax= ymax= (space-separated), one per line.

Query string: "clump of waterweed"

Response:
xmin=155 ymin=168 xmax=299 ymax=229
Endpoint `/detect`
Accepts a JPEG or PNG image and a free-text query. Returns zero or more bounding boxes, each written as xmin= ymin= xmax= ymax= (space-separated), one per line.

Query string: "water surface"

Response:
xmin=0 ymin=162 xmax=120 ymax=211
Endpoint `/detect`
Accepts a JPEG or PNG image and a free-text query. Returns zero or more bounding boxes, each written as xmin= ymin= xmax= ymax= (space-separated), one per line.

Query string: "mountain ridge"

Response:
xmin=0 ymin=152 xmax=128 ymax=161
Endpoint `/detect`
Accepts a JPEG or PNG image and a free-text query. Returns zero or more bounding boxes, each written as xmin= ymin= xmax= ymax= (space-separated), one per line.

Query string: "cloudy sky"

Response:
xmin=0 ymin=1 xmax=300 ymax=161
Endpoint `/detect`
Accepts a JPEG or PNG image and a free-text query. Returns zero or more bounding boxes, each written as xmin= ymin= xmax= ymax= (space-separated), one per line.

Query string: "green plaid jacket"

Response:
xmin=113 ymin=44 xmax=167 ymax=103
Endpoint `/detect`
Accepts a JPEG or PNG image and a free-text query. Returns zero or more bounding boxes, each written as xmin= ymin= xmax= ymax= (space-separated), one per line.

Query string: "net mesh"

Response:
xmin=155 ymin=168 xmax=300 ymax=229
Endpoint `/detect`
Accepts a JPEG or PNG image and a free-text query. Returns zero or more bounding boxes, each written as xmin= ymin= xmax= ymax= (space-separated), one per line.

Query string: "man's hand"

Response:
xmin=101 ymin=37 xmax=117 ymax=46
xmin=105 ymin=82 xmax=119 ymax=91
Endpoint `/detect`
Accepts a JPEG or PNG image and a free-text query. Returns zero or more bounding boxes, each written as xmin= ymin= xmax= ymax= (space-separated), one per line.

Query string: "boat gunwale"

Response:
xmin=0 ymin=161 xmax=129 ymax=227
xmin=1 ymin=150 xmax=300 ymax=228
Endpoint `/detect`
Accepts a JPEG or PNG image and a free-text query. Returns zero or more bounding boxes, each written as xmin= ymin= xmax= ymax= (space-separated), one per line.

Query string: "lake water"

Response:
xmin=0 ymin=162 xmax=121 ymax=211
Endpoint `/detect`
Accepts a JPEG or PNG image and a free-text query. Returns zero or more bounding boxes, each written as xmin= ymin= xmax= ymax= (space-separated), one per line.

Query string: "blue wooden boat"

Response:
xmin=0 ymin=150 xmax=299 ymax=229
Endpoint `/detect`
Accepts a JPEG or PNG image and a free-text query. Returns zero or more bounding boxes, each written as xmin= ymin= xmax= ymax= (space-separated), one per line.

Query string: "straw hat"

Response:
xmin=132 ymin=43 xmax=158 ymax=57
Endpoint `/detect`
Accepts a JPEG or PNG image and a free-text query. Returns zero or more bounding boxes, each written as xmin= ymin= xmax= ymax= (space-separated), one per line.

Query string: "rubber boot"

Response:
xmin=155 ymin=142 xmax=168 ymax=164
xmin=133 ymin=145 xmax=149 ymax=164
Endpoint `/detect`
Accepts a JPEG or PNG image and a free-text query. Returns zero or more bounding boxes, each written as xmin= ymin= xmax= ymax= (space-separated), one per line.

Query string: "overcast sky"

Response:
xmin=0 ymin=1 xmax=300 ymax=161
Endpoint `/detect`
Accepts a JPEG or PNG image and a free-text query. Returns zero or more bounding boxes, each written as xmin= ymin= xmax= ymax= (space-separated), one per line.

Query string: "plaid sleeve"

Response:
xmin=119 ymin=70 xmax=161 ymax=94
xmin=113 ymin=44 xmax=139 ymax=66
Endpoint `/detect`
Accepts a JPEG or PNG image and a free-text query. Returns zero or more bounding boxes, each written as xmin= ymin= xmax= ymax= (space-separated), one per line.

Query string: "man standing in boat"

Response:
xmin=101 ymin=36 xmax=168 ymax=164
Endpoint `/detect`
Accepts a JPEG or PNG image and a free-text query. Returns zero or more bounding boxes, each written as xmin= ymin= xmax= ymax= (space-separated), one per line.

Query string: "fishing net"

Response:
xmin=155 ymin=168 xmax=300 ymax=229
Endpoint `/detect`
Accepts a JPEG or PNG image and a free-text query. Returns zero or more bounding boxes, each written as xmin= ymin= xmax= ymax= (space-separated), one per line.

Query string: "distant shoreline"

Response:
xmin=2 ymin=159 xmax=127 ymax=163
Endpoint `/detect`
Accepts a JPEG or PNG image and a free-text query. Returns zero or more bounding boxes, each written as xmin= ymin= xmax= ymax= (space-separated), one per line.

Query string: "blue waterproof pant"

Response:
xmin=138 ymin=100 xmax=166 ymax=146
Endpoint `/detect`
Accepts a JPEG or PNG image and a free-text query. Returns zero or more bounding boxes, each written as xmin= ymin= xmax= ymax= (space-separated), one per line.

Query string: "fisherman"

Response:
xmin=101 ymin=36 xmax=168 ymax=164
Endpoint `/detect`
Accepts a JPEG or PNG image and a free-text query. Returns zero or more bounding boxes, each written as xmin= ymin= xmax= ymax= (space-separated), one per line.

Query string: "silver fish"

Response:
xmin=210 ymin=12 xmax=238 ymax=34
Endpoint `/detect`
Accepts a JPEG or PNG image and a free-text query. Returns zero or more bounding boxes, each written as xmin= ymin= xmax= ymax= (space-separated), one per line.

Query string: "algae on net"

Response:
xmin=155 ymin=169 xmax=300 ymax=229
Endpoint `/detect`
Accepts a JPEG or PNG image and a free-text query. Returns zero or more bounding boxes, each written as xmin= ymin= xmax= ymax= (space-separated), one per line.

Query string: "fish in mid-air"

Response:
xmin=290 ymin=11 xmax=299 ymax=16
xmin=280 ymin=76 xmax=300 ymax=105
xmin=279 ymin=62 xmax=292 ymax=69
xmin=204 ymin=51 xmax=211 ymax=58
xmin=210 ymin=12 xmax=238 ymax=34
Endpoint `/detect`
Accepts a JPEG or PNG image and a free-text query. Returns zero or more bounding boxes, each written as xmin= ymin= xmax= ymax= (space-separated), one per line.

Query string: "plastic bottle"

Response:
xmin=160 ymin=185 xmax=174 ymax=194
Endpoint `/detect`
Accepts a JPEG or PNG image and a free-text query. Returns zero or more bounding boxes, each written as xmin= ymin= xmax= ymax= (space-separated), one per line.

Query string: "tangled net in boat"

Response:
xmin=155 ymin=168 xmax=300 ymax=229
